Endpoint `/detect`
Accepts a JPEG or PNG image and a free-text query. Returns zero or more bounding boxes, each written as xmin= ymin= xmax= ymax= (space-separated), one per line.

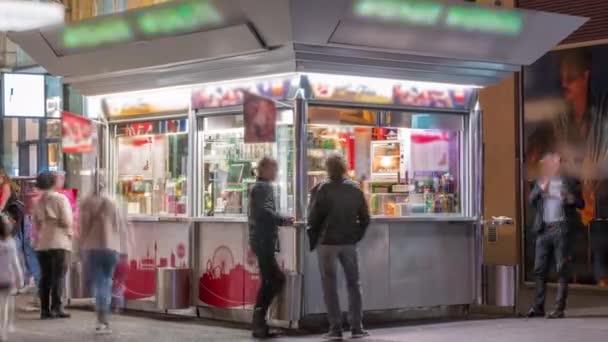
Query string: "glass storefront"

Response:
xmin=114 ymin=119 xmax=189 ymax=216
xmin=198 ymin=111 xmax=294 ymax=217
xmin=307 ymin=107 xmax=463 ymax=217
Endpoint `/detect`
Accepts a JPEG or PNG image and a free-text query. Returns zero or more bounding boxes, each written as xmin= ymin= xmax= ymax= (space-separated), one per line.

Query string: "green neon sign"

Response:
xmin=61 ymin=0 xmax=222 ymax=51
xmin=63 ymin=18 xmax=133 ymax=49
xmin=446 ymin=6 xmax=523 ymax=36
xmin=354 ymin=0 xmax=524 ymax=36
xmin=354 ymin=0 xmax=442 ymax=26
xmin=137 ymin=0 xmax=222 ymax=35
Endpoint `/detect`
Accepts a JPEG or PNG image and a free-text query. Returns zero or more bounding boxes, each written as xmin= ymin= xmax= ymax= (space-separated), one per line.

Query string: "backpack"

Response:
xmin=3 ymin=195 xmax=25 ymax=237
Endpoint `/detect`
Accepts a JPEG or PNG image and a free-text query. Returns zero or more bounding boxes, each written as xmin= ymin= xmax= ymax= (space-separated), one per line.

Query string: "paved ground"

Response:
xmin=6 ymin=307 xmax=608 ymax=342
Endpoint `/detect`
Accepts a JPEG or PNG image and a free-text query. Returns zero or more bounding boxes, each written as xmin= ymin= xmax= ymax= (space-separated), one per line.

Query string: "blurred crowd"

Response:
xmin=0 ymin=169 xmax=130 ymax=340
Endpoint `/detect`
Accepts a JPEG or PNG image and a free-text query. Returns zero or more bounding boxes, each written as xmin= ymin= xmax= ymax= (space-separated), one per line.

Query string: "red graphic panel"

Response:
xmin=123 ymin=223 xmax=190 ymax=300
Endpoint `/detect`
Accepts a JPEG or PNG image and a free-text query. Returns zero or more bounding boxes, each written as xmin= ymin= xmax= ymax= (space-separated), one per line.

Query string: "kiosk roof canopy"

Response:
xmin=9 ymin=0 xmax=586 ymax=96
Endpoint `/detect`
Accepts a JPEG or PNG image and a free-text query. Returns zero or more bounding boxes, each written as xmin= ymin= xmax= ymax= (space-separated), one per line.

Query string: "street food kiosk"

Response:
xmin=11 ymin=0 xmax=585 ymax=327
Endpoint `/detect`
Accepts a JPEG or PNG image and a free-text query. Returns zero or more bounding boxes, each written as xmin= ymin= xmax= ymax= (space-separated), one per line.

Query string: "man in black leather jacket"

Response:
xmin=527 ymin=152 xmax=584 ymax=319
xmin=248 ymin=157 xmax=293 ymax=339
xmin=308 ymin=154 xmax=370 ymax=340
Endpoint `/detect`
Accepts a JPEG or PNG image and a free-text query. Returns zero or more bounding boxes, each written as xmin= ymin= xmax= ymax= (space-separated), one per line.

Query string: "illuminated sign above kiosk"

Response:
xmin=354 ymin=0 xmax=524 ymax=36
xmin=61 ymin=0 xmax=222 ymax=51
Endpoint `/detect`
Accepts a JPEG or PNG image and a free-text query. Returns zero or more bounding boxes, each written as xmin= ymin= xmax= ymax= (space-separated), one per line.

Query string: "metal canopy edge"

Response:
xmin=8 ymin=0 xmax=587 ymax=96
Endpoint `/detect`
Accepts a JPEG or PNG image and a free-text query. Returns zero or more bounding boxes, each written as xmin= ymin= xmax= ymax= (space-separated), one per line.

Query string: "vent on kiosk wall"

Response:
xmin=518 ymin=0 xmax=608 ymax=45
xmin=487 ymin=225 xmax=499 ymax=243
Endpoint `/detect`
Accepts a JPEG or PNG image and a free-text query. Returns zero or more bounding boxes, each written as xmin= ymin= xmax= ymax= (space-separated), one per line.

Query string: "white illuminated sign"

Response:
xmin=0 ymin=1 xmax=64 ymax=32
xmin=3 ymin=73 xmax=45 ymax=118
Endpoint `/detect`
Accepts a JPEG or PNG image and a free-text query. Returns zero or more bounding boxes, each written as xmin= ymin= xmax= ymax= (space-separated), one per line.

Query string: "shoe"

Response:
xmin=95 ymin=324 xmax=112 ymax=335
xmin=526 ymin=308 xmax=545 ymax=318
xmin=252 ymin=329 xmax=281 ymax=339
xmin=322 ymin=331 xmax=343 ymax=341
xmin=547 ymin=310 xmax=565 ymax=319
xmin=40 ymin=312 xmax=54 ymax=320
xmin=53 ymin=311 xmax=71 ymax=319
xmin=351 ymin=329 xmax=370 ymax=339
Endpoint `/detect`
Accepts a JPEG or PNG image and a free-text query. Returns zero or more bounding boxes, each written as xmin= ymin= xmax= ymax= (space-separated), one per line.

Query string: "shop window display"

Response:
xmin=200 ymin=112 xmax=294 ymax=217
xmin=115 ymin=119 xmax=188 ymax=216
xmin=308 ymin=108 xmax=462 ymax=217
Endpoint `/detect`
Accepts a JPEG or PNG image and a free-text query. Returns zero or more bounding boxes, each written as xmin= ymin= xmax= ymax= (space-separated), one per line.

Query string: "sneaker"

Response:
xmin=95 ymin=324 xmax=112 ymax=335
xmin=322 ymin=331 xmax=343 ymax=341
xmin=547 ymin=309 xmax=565 ymax=319
xmin=53 ymin=311 xmax=71 ymax=319
xmin=526 ymin=307 xmax=545 ymax=318
xmin=351 ymin=330 xmax=370 ymax=339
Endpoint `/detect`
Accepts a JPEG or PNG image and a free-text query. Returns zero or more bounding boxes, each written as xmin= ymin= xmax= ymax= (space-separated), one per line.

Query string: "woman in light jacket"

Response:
xmin=33 ymin=172 xmax=73 ymax=320
xmin=79 ymin=187 xmax=128 ymax=335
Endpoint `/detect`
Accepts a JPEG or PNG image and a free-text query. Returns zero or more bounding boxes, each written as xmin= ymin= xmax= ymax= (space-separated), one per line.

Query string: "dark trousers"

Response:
xmin=253 ymin=245 xmax=285 ymax=319
xmin=533 ymin=224 xmax=570 ymax=312
xmin=37 ymin=249 xmax=69 ymax=314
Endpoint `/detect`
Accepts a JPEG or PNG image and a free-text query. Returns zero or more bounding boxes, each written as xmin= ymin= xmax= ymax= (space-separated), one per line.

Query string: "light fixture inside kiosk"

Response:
xmin=308 ymin=107 xmax=462 ymax=217
xmin=115 ymin=119 xmax=189 ymax=216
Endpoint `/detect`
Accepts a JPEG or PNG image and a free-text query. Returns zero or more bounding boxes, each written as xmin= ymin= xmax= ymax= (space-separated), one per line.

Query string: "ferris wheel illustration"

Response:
xmin=206 ymin=245 xmax=236 ymax=279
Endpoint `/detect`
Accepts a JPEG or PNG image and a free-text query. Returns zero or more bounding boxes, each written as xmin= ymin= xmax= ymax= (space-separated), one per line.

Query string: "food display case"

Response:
xmin=113 ymin=119 xmax=189 ymax=216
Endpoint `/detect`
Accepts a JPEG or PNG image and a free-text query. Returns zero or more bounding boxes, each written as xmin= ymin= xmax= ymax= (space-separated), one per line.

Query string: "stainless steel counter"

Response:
xmin=302 ymin=219 xmax=476 ymax=315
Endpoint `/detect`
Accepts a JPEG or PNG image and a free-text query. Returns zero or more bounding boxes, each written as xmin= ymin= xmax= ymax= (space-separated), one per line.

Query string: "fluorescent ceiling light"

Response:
xmin=0 ymin=1 xmax=64 ymax=32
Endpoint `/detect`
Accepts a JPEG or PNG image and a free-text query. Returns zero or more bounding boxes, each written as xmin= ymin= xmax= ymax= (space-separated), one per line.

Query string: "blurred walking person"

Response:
xmin=0 ymin=214 xmax=24 ymax=342
xmin=308 ymin=154 xmax=370 ymax=340
xmin=527 ymin=152 xmax=584 ymax=319
xmin=79 ymin=187 xmax=128 ymax=335
xmin=248 ymin=157 xmax=293 ymax=339
xmin=33 ymin=172 xmax=73 ymax=320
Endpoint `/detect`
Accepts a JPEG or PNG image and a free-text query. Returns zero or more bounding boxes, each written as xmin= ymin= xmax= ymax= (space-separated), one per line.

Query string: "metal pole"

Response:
xmin=472 ymin=105 xmax=485 ymax=305
xmin=293 ymin=89 xmax=308 ymax=275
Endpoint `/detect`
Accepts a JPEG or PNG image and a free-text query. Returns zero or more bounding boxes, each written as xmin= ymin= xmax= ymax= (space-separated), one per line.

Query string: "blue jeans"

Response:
xmin=14 ymin=218 xmax=40 ymax=287
xmin=86 ymin=249 xmax=118 ymax=325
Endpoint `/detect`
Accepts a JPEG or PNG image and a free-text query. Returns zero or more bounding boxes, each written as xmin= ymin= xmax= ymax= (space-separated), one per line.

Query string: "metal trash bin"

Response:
xmin=68 ymin=261 xmax=90 ymax=299
xmin=481 ymin=265 xmax=518 ymax=307
xmin=270 ymin=272 xmax=302 ymax=322
xmin=156 ymin=268 xmax=191 ymax=310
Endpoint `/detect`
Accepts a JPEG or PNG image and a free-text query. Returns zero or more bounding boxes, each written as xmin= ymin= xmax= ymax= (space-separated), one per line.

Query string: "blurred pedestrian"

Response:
xmin=0 ymin=169 xmax=18 ymax=213
xmin=248 ymin=157 xmax=294 ymax=339
xmin=527 ymin=152 xmax=584 ymax=319
xmin=33 ymin=172 xmax=73 ymax=320
xmin=111 ymin=253 xmax=129 ymax=314
xmin=0 ymin=213 xmax=24 ymax=342
xmin=79 ymin=187 xmax=128 ymax=335
xmin=53 ymin=172 xmax=79 ymax=239
xmin=308 ymin=154 xmax=370 ymax=340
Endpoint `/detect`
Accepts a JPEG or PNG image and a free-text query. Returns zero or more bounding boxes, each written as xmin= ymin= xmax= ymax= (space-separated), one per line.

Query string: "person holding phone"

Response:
xmin=528 ymin=151 xmax=584 ymax=319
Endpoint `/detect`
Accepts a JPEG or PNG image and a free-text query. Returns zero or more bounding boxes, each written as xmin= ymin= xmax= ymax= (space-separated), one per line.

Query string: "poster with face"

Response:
xmin=243 ymin=92 xmax=277 ymax=144
xmin=523 ymin=45 xmax=608 ymax=287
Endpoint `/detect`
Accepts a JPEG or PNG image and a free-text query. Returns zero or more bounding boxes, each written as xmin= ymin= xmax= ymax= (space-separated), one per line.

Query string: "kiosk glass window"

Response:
xmin=308 ymin=107 xmax=463 ymax=217
xmin=114 ymin=119 xmax=189 ymax=216
xmin=199 ymin=111 xmax=294 ymax=217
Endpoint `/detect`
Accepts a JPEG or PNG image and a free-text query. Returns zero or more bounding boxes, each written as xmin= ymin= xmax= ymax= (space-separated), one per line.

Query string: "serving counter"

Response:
xmin=121 ymin=215 xmax=477 ymax=326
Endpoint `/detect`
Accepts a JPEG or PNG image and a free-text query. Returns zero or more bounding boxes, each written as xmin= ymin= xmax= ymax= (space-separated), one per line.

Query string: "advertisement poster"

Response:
xmin=410 ymin=131 xmax=450 ymax=172
xmin=243 ymin=92 xmax=277 ymax=144
xmin=305 ymin=73 xmax=474 ymax=110
xmin=191 ymin=76 xmax=294 ymax=109
xmin=62 ymin=111 xmax=94 ymax=153
xmin=101 ymin=88 xmax=190 ymax=118
xmin=523 ymin=45 xmax=608 ymax=286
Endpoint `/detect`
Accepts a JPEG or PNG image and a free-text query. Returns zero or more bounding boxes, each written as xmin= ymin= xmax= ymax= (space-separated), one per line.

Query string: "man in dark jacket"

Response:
xmin=248 ymin=157 xmax=293 ymax=339
xmin=527 ymin=152 xmax=584 ymax=319
xmin=308 ymin=154 xmax=371 ymax=340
